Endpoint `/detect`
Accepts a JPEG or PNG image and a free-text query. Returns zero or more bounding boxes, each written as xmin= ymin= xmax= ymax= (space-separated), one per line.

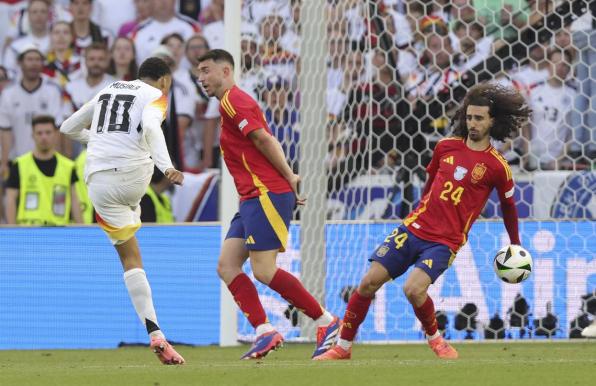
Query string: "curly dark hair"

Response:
xmin=451 ymin=83 xmax=531 ymax=141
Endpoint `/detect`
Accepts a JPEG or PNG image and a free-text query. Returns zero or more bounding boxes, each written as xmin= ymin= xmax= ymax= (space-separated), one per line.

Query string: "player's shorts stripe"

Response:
xmin=95 ymin=213 xmax=140 ymax=242
xmin=241 ymin=154 xmax=288 ymax=251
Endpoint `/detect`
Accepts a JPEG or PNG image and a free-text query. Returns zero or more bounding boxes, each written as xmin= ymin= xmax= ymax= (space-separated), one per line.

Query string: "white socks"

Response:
xmin=315 ymin=310 xmax=335 ymax=327
xmin=255 ymin=323 xmax=275 ymax=337
xmin=337 ymin=338 xmax=352 ymax=350
xmin=123 ymin=268 xmax=164 ymax=339
xmin=427 ymin=331 xmax=441 ymax=341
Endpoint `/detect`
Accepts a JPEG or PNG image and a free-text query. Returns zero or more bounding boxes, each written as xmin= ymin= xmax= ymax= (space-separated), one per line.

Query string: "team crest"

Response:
xmin=472 ymin=163 xmax=487 ymax=183
xmin=376 ymin=245 xmax=389 ymax=257
xmin=453 ymin=166 xmax=468 ymax=181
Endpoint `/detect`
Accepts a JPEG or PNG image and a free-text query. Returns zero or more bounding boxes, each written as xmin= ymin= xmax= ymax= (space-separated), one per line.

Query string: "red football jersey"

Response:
xmin=219 ymin=85 xmax=292 ymax=200
xmin=404 ymin=137 xmax=515 ymax=251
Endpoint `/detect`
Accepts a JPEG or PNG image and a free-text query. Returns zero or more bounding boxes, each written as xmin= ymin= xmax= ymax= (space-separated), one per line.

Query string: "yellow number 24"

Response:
xmin=384 ymin=228 xmax=408 ymax=249
xmin=439 ymin=181 xmax=464 ymax=206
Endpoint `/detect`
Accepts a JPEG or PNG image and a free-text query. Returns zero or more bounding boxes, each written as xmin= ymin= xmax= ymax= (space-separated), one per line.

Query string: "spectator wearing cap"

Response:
xmin=3 ymin=0 xmax=52 ymax=78
xmin=262 ymin=75 xmax=299 ymax=170
xmin=0 ymin=45 xmax=65 ymax=178
xmin=118 ymin=0 xmax=154 ymax=38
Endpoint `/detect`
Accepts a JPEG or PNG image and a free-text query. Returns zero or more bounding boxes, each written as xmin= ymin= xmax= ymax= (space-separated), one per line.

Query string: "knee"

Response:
xmin=217 ymin=260 xmax=242 ymax=284
xmin=252 ymin=266 xmax=275 ymax=285
xmin=403 ymin=282 xmax=427 ymax=304
xmin=358 ymin=274 xmax=385 ymax=298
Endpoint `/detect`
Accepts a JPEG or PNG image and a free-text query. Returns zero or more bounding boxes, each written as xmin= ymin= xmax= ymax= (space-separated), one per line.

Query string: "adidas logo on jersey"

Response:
xmin=422 ymin=259 xmax=433 ymax=269
xmin=246 ymin=235 xmax=256 ymax=245
xmin=443 ymin=156 xmax=454 ymax=165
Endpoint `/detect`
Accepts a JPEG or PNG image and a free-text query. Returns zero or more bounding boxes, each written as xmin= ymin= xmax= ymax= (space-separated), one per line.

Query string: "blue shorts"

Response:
xmin=369 ymin=225 xmax=455 ymax=283
xmin=225 ymin=191 xmax=295 ymax=251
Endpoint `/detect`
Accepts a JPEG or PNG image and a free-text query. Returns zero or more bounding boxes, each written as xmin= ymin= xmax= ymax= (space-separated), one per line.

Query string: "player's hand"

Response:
xmin=288 ymin=173 xmax=306 ymax=206
xmin=165 ymin=168 xmax=184 ymax=186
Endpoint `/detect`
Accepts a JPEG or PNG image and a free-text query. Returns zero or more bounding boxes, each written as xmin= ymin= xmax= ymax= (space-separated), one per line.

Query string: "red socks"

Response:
xmin=340 ymin=290 xmax=373 ymax=341
xmin=227 ymin=273 xmax=267 ymax=328
xmin=413 ymin=296 xmax=438 ymax=336
xmin=268 ymin=269 xmax=324 ymax=320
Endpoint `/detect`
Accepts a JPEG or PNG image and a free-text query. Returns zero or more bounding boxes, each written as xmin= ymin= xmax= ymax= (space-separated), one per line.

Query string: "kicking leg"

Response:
xmin=116 ymin=236 xmax=185 ymax=365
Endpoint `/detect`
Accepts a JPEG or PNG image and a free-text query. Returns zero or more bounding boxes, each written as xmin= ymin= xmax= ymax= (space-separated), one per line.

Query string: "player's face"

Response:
xmin=32 ymin=123 xmax=57 ymax=152
xmin=85 ymin=49 xmax=108 ymax=77
xmin=466 ymin=105 xmax=493 ymax=142
xmin=197 ymin=60 xmax=224 ymax=97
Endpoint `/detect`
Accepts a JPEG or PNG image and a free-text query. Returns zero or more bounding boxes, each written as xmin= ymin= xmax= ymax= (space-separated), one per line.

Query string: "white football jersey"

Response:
xmin=60 ymin=79 xmax=174 ymax=180
xmin=529 ymin=81 xmax=576 ymax=165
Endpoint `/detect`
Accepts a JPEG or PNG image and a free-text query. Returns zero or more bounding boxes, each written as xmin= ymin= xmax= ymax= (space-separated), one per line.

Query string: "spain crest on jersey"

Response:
xmin=454 ymin=166 xmax=468 ymax=181
xmin=472 ymin=163 xmax=487 ymax=183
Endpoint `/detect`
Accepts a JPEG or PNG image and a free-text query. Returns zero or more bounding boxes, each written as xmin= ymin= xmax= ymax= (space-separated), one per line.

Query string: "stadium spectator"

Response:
xmin=118 ymin=0 xmax=154 ymax=38
xmin=476 ymin=0 xmax=528 ymax=40
xmin=131 ymin=0 xmax=200 ymax=63
xmin=107 ymin=36 xmax=138 ymax=81
xmin=161 ymin=32 xmax=185 ymax=72
xmin=262 ymin=75 xmax=299 ymax=170
xmin=0 ymin=65 xmax=9 ymax=94
xmin=179 ymin=34 xmax=220 ymax=171
xmin=3 ymin=0 xmax=51 ymax=78
xmin=139 ymin=167 xmax=174 ymax=223
xmin=258 ymin=13 xmax=297 ymax=81
xmin=508 ymin=42 xmax=549 ymax=92
xmin=200 ymin=0 xmax=224 ymax=50
xmin=69 ymin=0 xmax=111 ymax=53
xmin=0 ymin=45 xmax=64 ymax=177
xmin=73 ymin=148 xmax=93 ymax=223
xmin=3 ymin=0 xmax=70 ymax=46
xmin=42 ymin=21 xmax=82 ymax=87
xmin=239 ymin=24 xmax=270 ymax=101
xmin=64 ymin=42 xmax=114 ymax=112
xmin=151 ymin=45 xmax=195 ymax=170
xmin=91 ymin=0 xmax=135 ymax=38
xmin=525 ymin=49 xmax=576 ymax=170
xmin=4 ymin=114 xmax=82 ymax=225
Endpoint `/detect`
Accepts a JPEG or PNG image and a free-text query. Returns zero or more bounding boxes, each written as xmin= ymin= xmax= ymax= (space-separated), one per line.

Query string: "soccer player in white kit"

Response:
xmin=60 ymin=57 xmax=185 ymax=365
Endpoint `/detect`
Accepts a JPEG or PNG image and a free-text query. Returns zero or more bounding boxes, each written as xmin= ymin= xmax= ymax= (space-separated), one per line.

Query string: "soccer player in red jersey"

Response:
xmin=197 ymin=49 xmax=339 ymax=360
xmin=314 ymin=83 xmax=531 ymax=360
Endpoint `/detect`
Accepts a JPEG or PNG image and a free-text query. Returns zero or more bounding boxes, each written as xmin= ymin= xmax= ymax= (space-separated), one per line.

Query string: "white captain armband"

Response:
xmin=505 ymin=186 xmax=515 ymax=199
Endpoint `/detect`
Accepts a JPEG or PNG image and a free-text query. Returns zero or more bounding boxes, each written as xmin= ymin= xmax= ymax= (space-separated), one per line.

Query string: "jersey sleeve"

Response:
xmin=221 ymin=92 xmax=263 ymax=136
xmin=142 ymin=94 xmax=174 ymax=173
xmin=0 ymin=91 xmax=12 ymax=130
xmin=494 ymin=158 xmax=515 ymax=205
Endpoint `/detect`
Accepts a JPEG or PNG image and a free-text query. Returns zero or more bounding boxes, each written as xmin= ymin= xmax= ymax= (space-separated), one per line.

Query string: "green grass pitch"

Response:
xmin=2 ymin=342 xmax=595 ymax=386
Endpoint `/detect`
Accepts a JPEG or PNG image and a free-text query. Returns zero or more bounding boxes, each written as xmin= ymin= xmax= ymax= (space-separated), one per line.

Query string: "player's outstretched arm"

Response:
xmin=142 ymin=107 xmax=182 ymax=185
xmin=59 ymin=102 xmax=94 ymax=144
xmin=248 ymin=128 xmax=305 ymax=205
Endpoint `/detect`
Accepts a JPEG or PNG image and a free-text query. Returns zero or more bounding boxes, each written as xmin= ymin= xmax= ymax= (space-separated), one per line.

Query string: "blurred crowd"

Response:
xmin=0 ymin=0 xmax=594 ymax=224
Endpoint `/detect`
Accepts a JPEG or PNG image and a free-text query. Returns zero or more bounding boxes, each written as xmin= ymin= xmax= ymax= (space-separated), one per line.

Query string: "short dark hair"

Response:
xmin=85 ymin=42 xmax=108 ymax=56
xmin=197 ymin=49 xmax=235 ymax=68
xmin=160 ymin=32 xmax=184 ymax=45
xmin=32 ymin=115 xmax=57 ymax=130
xmin=138 ymin=57 xmax=171 ymax=81
xmin=452 ymin=83 xmax=531 ymax=142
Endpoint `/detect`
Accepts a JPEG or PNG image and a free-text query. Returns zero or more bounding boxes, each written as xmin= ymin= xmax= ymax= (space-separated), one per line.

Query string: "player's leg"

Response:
xmin=89 ymin=166 xmax=184 ymax=365
xmin=405 ymin=244 xmax=458 ymax=359
xmin=219 ymin=213 xmax=283 ymax=360
xmin=245 ymin=192 xmax=338 ymax=357
xmin=314 ymin=225 xmax=414 ymax=360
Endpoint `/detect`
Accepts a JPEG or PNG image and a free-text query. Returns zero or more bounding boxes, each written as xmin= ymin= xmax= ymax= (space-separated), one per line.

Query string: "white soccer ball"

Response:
xmin=493 ymin=245 xmax=533 ymax=284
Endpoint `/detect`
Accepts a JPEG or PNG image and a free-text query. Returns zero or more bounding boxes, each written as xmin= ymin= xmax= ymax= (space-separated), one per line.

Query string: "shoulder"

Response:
xmin=41 ymin=78 xmax=63 ymax=95
xmin=227 ymin=86 xmax=258 ymax=108
xmin=130 ymin=18 xmax=154 ymax=37
xmin=56 ymin=152 xmax=75 ymax=167
xmin=1 ymin=81 xmax=19 ymax=96
xmin=174 ymin=13 xmax=201 ymax=31
xmin=435 ymin=136 xmax=464 ymax=152
xmin=487 ymin=148 xmax=512 ymax=181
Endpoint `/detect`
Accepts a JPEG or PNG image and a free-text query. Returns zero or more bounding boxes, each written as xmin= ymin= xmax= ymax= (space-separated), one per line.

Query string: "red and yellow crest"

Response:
xmin=471 ymin=163 xmax=487 ymax=183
